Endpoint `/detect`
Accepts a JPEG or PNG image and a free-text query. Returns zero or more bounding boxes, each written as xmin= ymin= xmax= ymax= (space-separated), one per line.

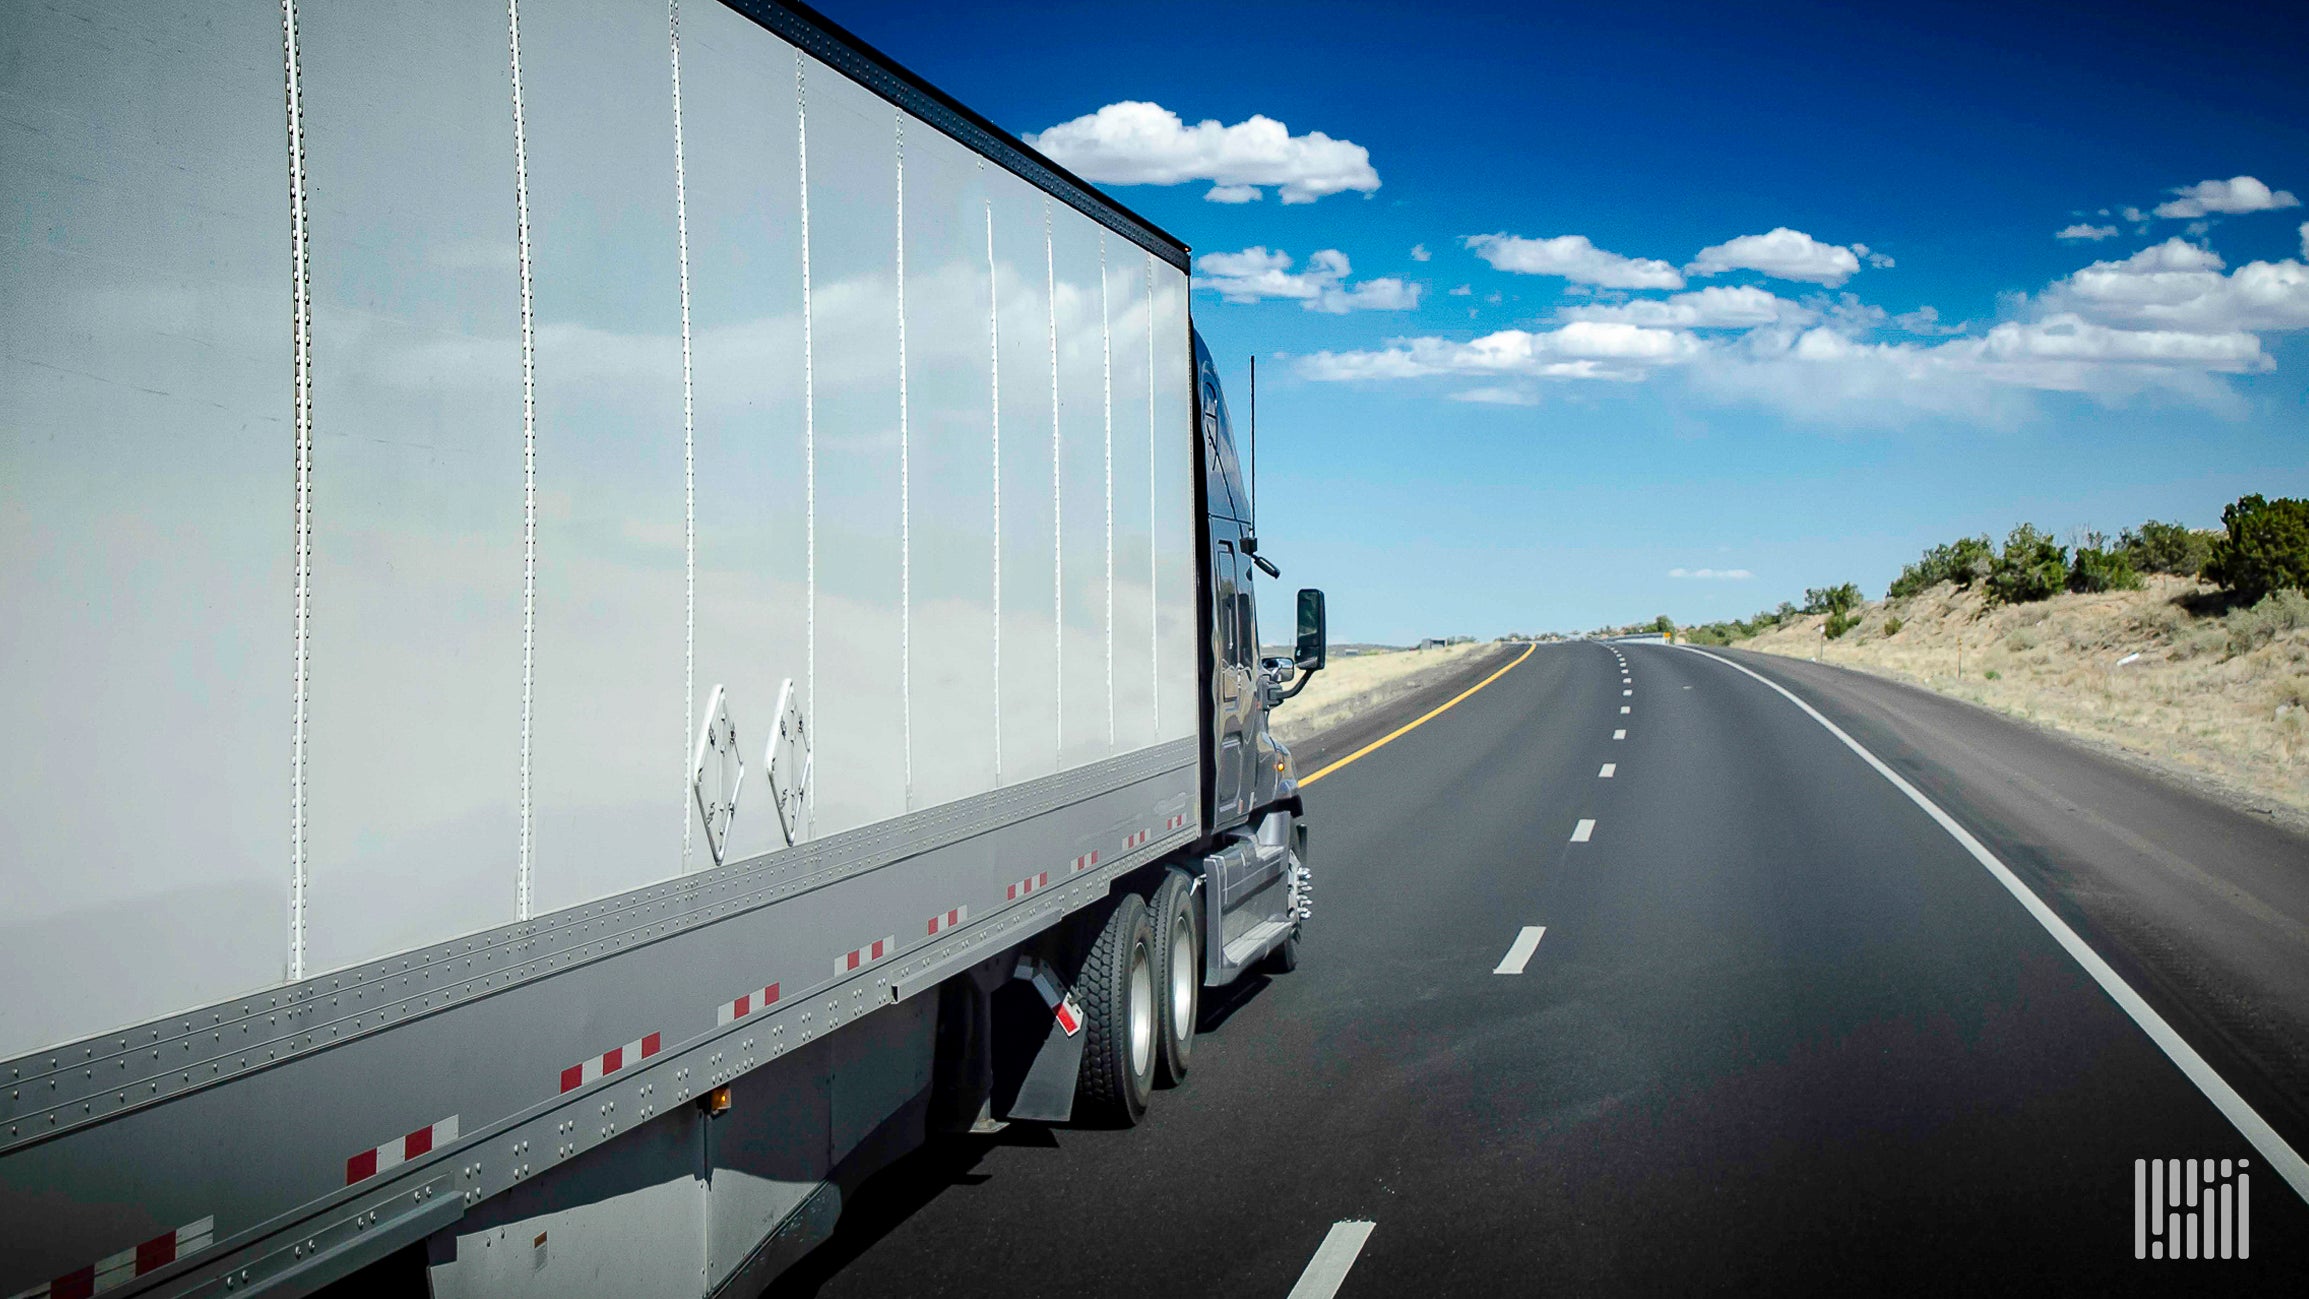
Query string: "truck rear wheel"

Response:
xmin=1074 ymin=896 xmax=1158 ymax=1125
xmin=1149 ymin=871 xmax=1199 ymax=1087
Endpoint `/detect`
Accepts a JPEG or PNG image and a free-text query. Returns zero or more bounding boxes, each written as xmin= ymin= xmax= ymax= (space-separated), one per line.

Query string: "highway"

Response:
xmin=780 ymin=641 xmax=2309 ymax=1295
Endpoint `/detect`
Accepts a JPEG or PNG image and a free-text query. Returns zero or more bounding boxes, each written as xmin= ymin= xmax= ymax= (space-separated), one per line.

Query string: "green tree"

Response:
xmin=2203 ymin=495 xmax=2309 ymax=603
xmin=1803 ymin=583 xmax=1862 ymax=616
xmin=1986 ymin=524 xmax=2067 ymax=605
xmin=2119 ymin=519 xmax=2213 ymax=576
xmin=2069 ymin=544 xmax=2144 ymax=594
xmin=1886 ymin=535 xmax=1995 ymax=599
xmin=1652 ymin=614 xmax=1675 ymax=637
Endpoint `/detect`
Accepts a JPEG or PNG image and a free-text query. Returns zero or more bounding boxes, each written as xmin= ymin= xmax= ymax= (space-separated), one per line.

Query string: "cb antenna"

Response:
xmin=1248 ymin=355 xmax=1257 ymax=533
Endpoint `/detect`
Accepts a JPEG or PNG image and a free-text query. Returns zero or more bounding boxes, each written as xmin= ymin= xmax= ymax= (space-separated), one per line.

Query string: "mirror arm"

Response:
xmin=1250 ymin=550 xmax=1281 ymax=579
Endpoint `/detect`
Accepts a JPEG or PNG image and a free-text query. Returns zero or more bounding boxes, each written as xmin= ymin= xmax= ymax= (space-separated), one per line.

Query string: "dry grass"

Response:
xmin=1743 ymin=577 xmax=2309 ymax=819
xmin=1269 ymin=642 xmax=1500 ymax=746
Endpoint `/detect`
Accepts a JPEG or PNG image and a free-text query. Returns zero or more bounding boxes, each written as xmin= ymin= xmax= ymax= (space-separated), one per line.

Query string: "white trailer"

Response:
xmin=0 ymin=1 xmax=1327 ymax=1294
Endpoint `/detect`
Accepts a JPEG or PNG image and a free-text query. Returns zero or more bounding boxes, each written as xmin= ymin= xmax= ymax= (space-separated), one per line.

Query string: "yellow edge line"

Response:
xmin=1299 ymin=642 xmax=1536 ymax=787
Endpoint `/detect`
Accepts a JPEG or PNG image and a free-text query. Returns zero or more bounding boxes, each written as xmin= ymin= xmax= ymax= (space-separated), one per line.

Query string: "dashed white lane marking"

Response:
xmin=1613 ymin=729 xmax=1627 ymax=740
xmin=1620 ymin=705 xmax=1630 ymax=714
xmin=1570 ymin=818 xmax=1595 ymax=842
xmin=1622 ymin=689 xmax=1633 ymax=696
xmin=1493 ymin=926 xmax=1547 ymax=974
xmin=1287 ymin=1221 xmax=1378 ymax=1299
xmin=1683 ymin=645 xmax=2309 ymax=1204
xmin=1599 ymin=763 xmax=1616 ymax=778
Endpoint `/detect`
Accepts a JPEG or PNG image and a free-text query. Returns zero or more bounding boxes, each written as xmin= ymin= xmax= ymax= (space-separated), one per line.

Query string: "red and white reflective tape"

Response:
xmin=1017 ymin=959 xmax=1084 ymax=1037
xmin=1005 ymin=871 xmax=1049 ymax=901
xmin=926 ymin=905 xmax=969 ymax=937
xmin=345 ymin=1114 xmax=458 ymax=1185
xmin=1122 ymin=829 xmax=1151 ymax=851
xmin=716 ymin=982 xmax=781 ymax=1026
xmin=836 ymin=936 xmax=895 ymax=975
xmin=559 ymin=1032 xmax=661 ymax=1094
xmin=1070 ymin=849 xmax=1100 ymax=874
xmin=9 ymin=1217 xmax=213 ymax=1299
xmin=1165 ymin=813 xmax=1188 ymax=832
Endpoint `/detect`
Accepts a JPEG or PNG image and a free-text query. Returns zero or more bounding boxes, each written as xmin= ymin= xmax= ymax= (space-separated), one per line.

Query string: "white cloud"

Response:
xmin=1451 ymin=385 xmax=1541 ymax=405
xmin=2152 ymin=175 xmax=2300 ymax=220
xmin=2300 ymin=222 xmax=2308 ymax=260
xmin=1193 ymin=247 xmax=1422 ymax=313
xmin=1300 ymin=227 xmax=2309 ymax=423
xmin=1559 ymin=285 xmax=1813 ymax=329
xmin=1687 ymin=228 xmax=1866 ymax=286
xmin=1852 ymin=242 xmax=1896 ymax=269
xmin=2057 ymin=223 xmax=2118 ymax=241
xmin=1448 ymin=284 xmax=1473 ymax=296
xmin=1463 ymin=233 xmax=1685 ymax=290
xmin=1668 ymin=568 xmax=1754 ymax=580
xmin=1300 ymin=321 xmax=1702 ymax=383
xmin=2044 ymin=237 xmax=2309 ymax=333
xmin=1410 ymin=244 xmax=1432 ymax=262
xmin=1025 ymin=102 xmax=1379 ymax=205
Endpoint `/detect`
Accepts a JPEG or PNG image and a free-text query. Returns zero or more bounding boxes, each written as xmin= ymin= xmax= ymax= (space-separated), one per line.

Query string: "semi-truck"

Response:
xmin=0 ymin=1 xmax=1326 ymax=1294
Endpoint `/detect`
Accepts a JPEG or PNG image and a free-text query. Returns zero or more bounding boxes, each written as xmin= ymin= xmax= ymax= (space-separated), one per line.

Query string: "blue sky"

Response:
xmin=832 ymin=0 xmax=2309 ymax=640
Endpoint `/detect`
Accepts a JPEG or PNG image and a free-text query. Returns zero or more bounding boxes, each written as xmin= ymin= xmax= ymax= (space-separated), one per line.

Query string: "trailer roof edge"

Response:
xmin=723 ymin=0 xmax=1193 ymax=273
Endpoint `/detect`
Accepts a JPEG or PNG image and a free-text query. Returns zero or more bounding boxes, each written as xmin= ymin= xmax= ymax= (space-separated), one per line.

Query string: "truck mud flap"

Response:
xmin=990 ymin=957 xmax=1088 ymax=1123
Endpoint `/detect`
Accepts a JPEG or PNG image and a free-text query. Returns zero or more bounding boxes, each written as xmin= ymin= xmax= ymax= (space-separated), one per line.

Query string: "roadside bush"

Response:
xmin=2068 ymin=546 xmax=2145 ymax=594
xmin=1986 ymin=524 xmax=2067 ymax=605
xmin=2120 ymin=519 xmax=2214 ymax=577
xmin=2224 ymin=588 xmax=2309 ymax=656
xmin=1824 ymin=611 xmax=1860 ymax=639
xmin=2203 ymin=494 xmax=2309 ymax=604
xmin=1883 ymin=616 xmax=1904 ymax=636
xmin=2006 ymin=629 xmax=2038 ymax=652
xmin=1887 ymin=535 xmax=1994 ymax=599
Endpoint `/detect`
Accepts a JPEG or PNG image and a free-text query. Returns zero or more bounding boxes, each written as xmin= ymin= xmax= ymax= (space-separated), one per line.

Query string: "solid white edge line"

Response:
xmin=1679 ymin=646 xmax=2309 ymax=1205
xmin=1287 ymin=1221 xmax=1377 ymax=1299
xmin=1571 ymin=818 xmax=1595 ymax=842
xmin=1494 ymin=926 xmax=1546 ymax=975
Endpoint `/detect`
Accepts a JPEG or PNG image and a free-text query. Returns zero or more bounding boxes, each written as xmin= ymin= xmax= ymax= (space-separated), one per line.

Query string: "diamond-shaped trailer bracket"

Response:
xmin=690 ymin=684 xmax=744 ymax=865
xmin=764 ymin=677 xmax=811 ymax=847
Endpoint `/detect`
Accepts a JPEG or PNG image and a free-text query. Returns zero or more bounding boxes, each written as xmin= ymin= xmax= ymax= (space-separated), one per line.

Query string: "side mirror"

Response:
xmin=1295 ymin=589 xmax=1327 ymax=673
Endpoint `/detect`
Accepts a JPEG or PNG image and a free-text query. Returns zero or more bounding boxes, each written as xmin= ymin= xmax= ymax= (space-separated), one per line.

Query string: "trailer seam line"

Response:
xmin=670 ymin=0 xmax=698 ymax=868
xmin=507 ymin=0 xmax=539 ymax=920
xmin=279 ymin=0 xmax=313 ymax=981
xmin=896 ymin=110 xmax=912 ymax=810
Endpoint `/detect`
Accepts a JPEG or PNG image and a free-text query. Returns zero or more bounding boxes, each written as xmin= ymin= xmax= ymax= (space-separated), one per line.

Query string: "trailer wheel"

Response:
xmin=1074 ymin=896 xmax=1157 ymax=1126
xmin=1148 ymin=871 xmax=1199 ymax=1087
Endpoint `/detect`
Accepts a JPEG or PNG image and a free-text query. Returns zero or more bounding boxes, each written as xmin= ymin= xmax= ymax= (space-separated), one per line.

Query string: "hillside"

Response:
xmin=1739 ymin=576 xmax=2309 ymax=822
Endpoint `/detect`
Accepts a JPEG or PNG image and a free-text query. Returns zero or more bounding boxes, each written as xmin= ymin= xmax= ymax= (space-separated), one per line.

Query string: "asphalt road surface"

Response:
xmin=780 ymin=641 xmax=2309 ymax=1295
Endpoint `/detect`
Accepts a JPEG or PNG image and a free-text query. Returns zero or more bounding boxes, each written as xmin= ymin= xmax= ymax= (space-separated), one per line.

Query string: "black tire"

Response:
xmin=1074 ymin=896 xmax=1157 ymax=1126
xmin=1148 ymin=871 xmax=1200 ymax=1087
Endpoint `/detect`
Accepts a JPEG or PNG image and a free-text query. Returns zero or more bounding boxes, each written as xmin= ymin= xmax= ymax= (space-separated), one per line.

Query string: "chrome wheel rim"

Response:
xmin=1169 ymin=913 xmax=1195 ymax=1043
xmin=1128 ymin=939 xmax=1155 ymax=1080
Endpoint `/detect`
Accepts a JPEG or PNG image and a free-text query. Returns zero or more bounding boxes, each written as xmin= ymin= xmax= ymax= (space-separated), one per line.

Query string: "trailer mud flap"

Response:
xmin=990 ymin=957 xmax=1087 ymax=1123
